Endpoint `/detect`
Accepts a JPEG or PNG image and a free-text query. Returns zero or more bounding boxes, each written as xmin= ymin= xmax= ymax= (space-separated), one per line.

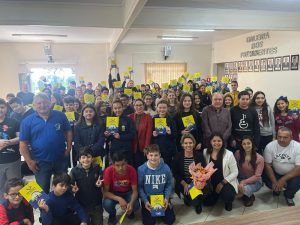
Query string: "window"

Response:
xmin=144 ymin=63 xmax=187 ymax=85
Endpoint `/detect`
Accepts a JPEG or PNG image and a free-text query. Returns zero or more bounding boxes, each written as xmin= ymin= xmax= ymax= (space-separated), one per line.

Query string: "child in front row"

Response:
xmin=0 ymin=178 xmax=34 ymax=225
xmin=38 ymin=173 xmax=88 ymax=225
xmin=138 ymin=144 xmax=176 ymax=225
xmin=70 ymin=146 xmax=103 ymax=225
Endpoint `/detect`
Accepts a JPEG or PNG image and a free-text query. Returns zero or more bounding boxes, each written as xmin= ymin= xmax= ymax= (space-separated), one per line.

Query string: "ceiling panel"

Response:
xmin=121 ymin=28 xmax=252 ymax=44
xmin=146 ymin=0 xmax=300 ymax=12
xmin=0 ymin=0 xmax=123 ymax=4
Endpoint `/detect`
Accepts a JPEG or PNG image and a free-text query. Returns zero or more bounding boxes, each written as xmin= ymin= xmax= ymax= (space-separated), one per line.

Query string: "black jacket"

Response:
xmin=70 ymin=164 xmax=102 ymax=210
xmin=172 ymin=150 xmax=206 ymax=198
xmin=74 ymin=122 xmax=105 ymax=157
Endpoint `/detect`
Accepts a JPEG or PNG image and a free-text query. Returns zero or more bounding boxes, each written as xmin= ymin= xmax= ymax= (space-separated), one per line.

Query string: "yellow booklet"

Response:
xmin=170 ymin=79 xmax=177 ymax=87
xmin=106 ymin=117 xmax=119 ymax=134
xmin=182 ymin=84 xmax=191 ymax=93
xmin=135 ymin=84 xmax=141 ymax=90
xmin=124 ymin=88 xmax=133 ymax=96
xmin=154 ymin=118 xmax=167 ymax=135
xmin=84 ymin=93 xmax=95 ymax=104
xmin=133 ymin=92 xmax=142 ymax=99
xmin=150 ymin=194 xmax=165 ymax=217
xmin=53 ymin=104 xmax=63 ymax=112
xmin=94 ymin=156 xmax=103 ymax=168
xmin=100 ymin=80 xmax=107 ymax=87
xmin=205 ymin=86 xmax=212 ymax=94
xmin=65 ymin=111 xmax=75 ymax=121
xmin=288 ymin=100 xmax=300 ymax=109
xmin=189 ymin=185 xmax=203 ymax=200
xmin=178 ymin=77 xmax=185 ymax=84
xmin=182 ymin=115 xmax=196 ymax=131
xmin=111 ymin=59 xmax=117 ymax=68
xmin=19 ymin=180 xmax=49 ymax=209
xmin=161 ymin=83 xmax=169 ymax=90
xmin=101 ymin=94 xmax=109 ymax=102
xmin=113 ymin=81 xmax=122 ymax=89
xmin=221 ymin=76 xmax=230 ymax=84
xmin=211 ymin=76 xmax=218 ymax=82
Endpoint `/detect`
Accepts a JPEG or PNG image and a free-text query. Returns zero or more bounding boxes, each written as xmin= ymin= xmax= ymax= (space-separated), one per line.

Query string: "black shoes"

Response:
xmin=195 ymin=205 xmax=202 ymax=214
xmin=127 ymin=212 xmax=135 ymax=219
xmin=224 ymin=202 xmax=232 ymax=211
xmin=108 ymin=215 xmax=117 ymax=225
xmin=243 ymin=195 xmax=255 ymax=207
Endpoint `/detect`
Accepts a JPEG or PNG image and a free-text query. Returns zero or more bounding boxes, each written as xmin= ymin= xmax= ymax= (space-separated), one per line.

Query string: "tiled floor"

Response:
xmin=32 ymin=185 xmax=300 ymax=225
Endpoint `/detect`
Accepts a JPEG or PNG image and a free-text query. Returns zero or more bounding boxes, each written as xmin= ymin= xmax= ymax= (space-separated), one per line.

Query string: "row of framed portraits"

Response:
xmin=224 ymin=54 xmax=299 ymax=74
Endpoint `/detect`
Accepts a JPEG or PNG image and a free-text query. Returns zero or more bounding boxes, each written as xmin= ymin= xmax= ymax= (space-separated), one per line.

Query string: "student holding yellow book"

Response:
xmin=152 ymin=100 xmax=177 ymax=167
xmin=173 ymin=94 xmax=203 ymax=152
xmin=138 ymin=145 xmax=175 ymax=225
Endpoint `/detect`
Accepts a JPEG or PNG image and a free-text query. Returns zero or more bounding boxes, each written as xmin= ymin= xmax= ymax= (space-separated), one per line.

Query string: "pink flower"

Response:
xmin=189 ymin=162 xmax=217 ymax=190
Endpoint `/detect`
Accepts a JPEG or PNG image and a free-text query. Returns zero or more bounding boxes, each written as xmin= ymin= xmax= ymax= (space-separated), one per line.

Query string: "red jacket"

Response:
xmin=129 ymin=113 xmax=153 ymax=153
xmin=0 ymin=199 xmax=34 ymax=225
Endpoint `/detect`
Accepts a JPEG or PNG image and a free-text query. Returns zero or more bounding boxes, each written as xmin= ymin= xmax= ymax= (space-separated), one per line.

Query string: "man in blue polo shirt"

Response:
xmin=19 ymin=92 xmax=72 ymax=193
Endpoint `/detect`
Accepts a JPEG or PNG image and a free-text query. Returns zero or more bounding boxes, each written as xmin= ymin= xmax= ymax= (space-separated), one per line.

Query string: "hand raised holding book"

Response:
xmin=38 ymin=199 xmax=49 ymax=213
xmin=145 ymin=201 xmax=152 ymax=212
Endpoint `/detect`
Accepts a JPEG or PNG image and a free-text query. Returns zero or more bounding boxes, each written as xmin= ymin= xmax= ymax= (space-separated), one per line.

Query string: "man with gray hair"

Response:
xmin=264 ymin=127 xmax=300 ymax=206
xmin=202 ymin=93 xmax=232 ymax=147
xmin=19 ymin=93 xmax=72 ymax=192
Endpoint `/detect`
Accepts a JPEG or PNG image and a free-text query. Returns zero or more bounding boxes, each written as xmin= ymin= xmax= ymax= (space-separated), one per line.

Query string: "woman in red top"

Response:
xmin=129 ymin=99 xmax=153 ymax=168
xmin=274 ymin=96 xmax=300 ymax=141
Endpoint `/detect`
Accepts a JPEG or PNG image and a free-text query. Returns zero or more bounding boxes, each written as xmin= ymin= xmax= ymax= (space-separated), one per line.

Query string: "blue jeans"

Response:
xmin=263 ymin=170 xmax=300 ymax=199
xmin=238 ymin=176 xmax=263 ymax=197
xmin=35 ymin=156 xmax=69 ymax=193
xmin=103 ymin=191 xmax=140 ymax=217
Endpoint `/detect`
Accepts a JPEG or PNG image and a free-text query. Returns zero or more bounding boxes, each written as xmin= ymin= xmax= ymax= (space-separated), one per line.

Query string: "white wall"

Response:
xmin=115 ymin=44 xmax=212 ymax=84
xmin=0 ymin=43 xmax=110 ymax=98
xmin=213 ymin=31 xmax=300 ymax=106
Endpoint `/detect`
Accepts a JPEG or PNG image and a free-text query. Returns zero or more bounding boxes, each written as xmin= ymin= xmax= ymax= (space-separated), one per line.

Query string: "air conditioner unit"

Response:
xmin=164 ymin=46 xmax=172 ymax=60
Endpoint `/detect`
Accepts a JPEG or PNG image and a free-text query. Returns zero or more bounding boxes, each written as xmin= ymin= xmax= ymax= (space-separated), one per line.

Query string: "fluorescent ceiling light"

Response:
xmin=12 ymin=34 xmax=68 ymax=37
xmin=159 ymin=36 xmax=196 ymax=41
xmin=176 ymin=29 xmax=215 ymax=32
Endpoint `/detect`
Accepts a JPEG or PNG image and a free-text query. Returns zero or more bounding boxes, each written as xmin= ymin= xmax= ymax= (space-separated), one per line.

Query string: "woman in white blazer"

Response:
xmin=202 ymin=132 xmax=239 ymax=211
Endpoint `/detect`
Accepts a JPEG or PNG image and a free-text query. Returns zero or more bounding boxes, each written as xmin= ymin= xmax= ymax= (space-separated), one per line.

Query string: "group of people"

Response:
xmin=1 ymin=69 xmax=300 ymax=225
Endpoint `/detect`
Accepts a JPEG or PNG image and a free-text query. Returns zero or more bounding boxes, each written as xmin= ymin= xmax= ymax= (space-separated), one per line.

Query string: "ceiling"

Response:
xmin=0 ymin=0 xmax=299 ymax=51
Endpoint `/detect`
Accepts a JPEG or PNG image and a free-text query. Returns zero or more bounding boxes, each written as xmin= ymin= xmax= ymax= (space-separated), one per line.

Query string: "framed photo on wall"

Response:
xmin=229 ymin=62 xmax=234 ymax=73
xmin=238 ymin=61 xmax=242 ymax=72
xmin=274 ymin=57 xmax=282 ymax=71
xmin=248 ymin=60 xmax=254 ymax=72
xmin=282 ymin=55 xmax=290 ymax=71
xmin=291 ymin=54 xmax=299 ymax=70
xmin=224 ymin=62 xmax=229 ymax=75
xmin=260 ymin=58 xmax=267 ymax=72
xmin=254 ymin=59 xmax=260 ymax=72
xmin=243 ymin=60 xmax=248 ymax=72
xmin=267 ymin=58 xmax=274 ymax=72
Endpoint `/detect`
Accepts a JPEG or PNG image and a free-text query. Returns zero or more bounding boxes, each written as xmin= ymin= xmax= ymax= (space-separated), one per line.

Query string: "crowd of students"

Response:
xmin=0 ymin=68 xmax=300 ymax=225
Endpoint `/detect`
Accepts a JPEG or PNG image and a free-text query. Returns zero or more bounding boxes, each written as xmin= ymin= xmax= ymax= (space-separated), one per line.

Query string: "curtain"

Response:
xmin=144 ymin=63 xmax=187 ymax=85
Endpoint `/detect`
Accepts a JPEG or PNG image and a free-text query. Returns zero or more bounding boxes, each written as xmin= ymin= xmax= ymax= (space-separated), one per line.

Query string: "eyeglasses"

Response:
xmin=7 ymin=192 xmax=23 ymax=198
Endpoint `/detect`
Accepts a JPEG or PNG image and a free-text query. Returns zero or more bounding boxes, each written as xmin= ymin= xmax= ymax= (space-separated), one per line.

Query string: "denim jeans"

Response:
xmin=238 ymin=176 xmax=263 ymax=197
xmin=35 ymin=156 xmax=69 ymax=193
xmin=263 ymin=170 xmax=300 ymax=199
xmin=102 ymin=191 xmax=140 ymax=217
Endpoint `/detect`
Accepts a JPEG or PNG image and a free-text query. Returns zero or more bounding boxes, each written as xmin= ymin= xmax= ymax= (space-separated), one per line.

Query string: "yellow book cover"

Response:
xmin=19 ymin=180 xmax=49 ymax=209
xmin=182 ymin=85 xmax=191 ymax=93
xmin=124 ymin=88 xmax=133 ymax=96
xmin=123 ymin=71 xmax=130 ymax=79
xmin=84 ymin=94 xmax=95 ymax=104
xmin=170 ymin=79 xmax=177 ymax=86
xmin=65 ymin=112 xmax=75 ymax=121
xmin=211 ymin=76 xmax=218 ymax=82
xmin=288 ymin=100 xmax=300 ymax=109
xmin=221 ymin=76 xmax=230 ymax=84
xmin=150 ymin=194 xmax=165 ymax=217
xmin=113 ymin=81 xmax=122 ymax=88
xmin=101 ymin=94 xmax=109 ymax=102
xmin=135 ymin=85 xmax=141 ymax=90
xmin=161 ymin=83 xmax=169 ymax=90
xmin=106 ymin=117 xmax=119 ymax=134
xmin=151 ymin=88 xmax=157 ymax=93
xmin=178 ymin=77 xmax=185 ymax=84
xmin=205 ymin=86 xmax=212 ymax=94
xmin=154 ymin=118 xmax=167 ymax=135
xmin=100 ymin=81 xmax=107 ymax=87
xmin=183 ymin=72 xmax=189 ymax=78
xmin=94 ymin=156 xmax=103 ymax=168
xmin=187 ymin=74 xmax=194 ymax=81
xmin=111 ymin=59 xmax=117 ymax=68
xmin=79 ymin=76 xmax=85 ymax=82
xmin=182 ymin=115 xmax=196 ymax=131
xmin=53 ymin=104 xmax=63 ymax=112
xmin=189 ymin=186 xmax=203 ymax=200
xmin=133 ymin=92 xmax=142 ymax=99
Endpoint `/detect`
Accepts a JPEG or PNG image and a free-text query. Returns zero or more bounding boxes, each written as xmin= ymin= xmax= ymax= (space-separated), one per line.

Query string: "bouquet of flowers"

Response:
xmin=189 ymin=162 xmax=217 ymax=190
